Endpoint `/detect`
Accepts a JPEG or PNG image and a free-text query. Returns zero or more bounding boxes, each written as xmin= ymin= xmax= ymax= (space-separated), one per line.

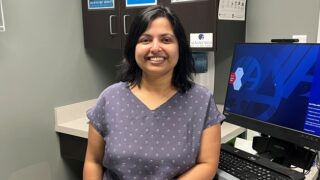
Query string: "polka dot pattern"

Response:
xmin=87 ymin=82 xmax=225 ymax=179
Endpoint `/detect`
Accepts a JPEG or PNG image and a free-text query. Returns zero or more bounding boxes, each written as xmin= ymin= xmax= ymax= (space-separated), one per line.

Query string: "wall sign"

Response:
xmin=88 ymin=0 xmax=114 ymax=10
xmin=171 ymin=0 xmax=200 ymax=3
xmin=190 ymin=33 xmax=213 ymax=48
xmin=126 ymin=0 xmax=157 ymax=7
xmin=218 ymin=0 xmax=246 ymax=21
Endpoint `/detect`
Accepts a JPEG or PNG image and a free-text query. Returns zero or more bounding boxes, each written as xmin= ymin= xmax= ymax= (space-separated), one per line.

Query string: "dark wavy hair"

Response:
xmin=118 ymin=5 xmax=195 ymax=93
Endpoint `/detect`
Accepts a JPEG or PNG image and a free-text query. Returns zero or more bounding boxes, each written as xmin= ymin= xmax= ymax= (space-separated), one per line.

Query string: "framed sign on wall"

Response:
xmin=87 ymin=0 xmax=114 ymax=10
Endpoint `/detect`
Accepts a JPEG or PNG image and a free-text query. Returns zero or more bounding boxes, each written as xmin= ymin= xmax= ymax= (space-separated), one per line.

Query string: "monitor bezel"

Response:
xmin=223 ymin=42 xmax=320 ymax=151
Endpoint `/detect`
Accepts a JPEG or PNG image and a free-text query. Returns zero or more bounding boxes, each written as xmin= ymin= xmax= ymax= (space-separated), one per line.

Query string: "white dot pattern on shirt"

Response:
xmin=87 ymin=82 xmax=224 ymax=179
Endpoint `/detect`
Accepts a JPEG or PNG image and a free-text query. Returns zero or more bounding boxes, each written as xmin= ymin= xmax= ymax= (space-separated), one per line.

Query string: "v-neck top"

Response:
xmin=87 ymin=82 xmax=225 ymax=180
xmin=128 ymin=85 xmax=178 ymax=111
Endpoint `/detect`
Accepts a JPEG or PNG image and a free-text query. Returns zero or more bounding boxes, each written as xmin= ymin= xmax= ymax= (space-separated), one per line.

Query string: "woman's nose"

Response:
xmin=150 ymin=41 xmax=162 ymax=52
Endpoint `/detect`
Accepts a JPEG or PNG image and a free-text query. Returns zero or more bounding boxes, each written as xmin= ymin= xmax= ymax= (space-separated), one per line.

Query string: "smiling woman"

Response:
xmin=83 ymin=5 xmax=225 ymax=180
xmin=120 ymin=5 xmax=195 ymax=94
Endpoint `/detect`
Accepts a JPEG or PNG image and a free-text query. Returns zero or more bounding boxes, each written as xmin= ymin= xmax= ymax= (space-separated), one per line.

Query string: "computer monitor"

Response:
xmin=223 ymin=43 xmax=320 ymax=157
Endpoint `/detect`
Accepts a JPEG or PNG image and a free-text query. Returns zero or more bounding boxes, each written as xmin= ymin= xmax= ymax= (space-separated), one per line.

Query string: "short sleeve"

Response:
xmin=203 ymin=94 xmax=225 ymax=129
xmin=87 ymin=93 xmax=107 ymax=137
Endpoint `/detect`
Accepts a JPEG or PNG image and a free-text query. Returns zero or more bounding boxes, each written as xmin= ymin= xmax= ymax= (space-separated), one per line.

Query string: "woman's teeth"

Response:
xmin=149 ymin=57 xmax=164 ymax=62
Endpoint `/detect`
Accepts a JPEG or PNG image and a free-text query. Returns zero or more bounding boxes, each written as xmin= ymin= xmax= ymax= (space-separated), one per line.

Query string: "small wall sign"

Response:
xmin=126 ymin=0 xmax=157 ymax=7
xmin=88 ymin=0 xmax=114 ymax=10
xmin=190 ymin=33 xmax=213 ymax=48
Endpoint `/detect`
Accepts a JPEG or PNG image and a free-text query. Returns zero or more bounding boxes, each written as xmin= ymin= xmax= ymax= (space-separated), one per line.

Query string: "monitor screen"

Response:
xmin=223 ymin=43 xmax=320 ymax=150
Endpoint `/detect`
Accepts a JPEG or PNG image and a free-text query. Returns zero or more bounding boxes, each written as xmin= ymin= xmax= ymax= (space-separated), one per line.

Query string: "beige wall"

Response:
xmin=0 ymin=0 xmax=120 ymax=179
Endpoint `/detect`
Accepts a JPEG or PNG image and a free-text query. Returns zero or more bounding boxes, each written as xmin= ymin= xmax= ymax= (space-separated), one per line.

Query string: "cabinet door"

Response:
xmin=120 ymin=7 xmax=142 ymax=48
xmin=163 ymin=0 xmax=217 ymax=51
xmin=120 ymin=1 xmax=163 ymax=47
xmin=81 ymin=0 xmax=121 ymax=49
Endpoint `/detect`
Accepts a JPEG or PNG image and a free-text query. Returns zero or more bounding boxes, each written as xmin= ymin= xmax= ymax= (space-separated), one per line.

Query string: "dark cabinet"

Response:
xmin=81 ymin=0 xmax=218 ymax=50
xmin=81 ymin=0 xmax=161 ymax=49
xmin=162 ymin=0 xmax=217 ymax=51
xmin=58 ymin=133 xmax=87 ymax=161
xmin=119 ymin=3 xmax=151 ymax=49
xmin=81 ymin=0 xmax=245 ymax=52
xmin=81 ymin=0 xmax=120 ymax=49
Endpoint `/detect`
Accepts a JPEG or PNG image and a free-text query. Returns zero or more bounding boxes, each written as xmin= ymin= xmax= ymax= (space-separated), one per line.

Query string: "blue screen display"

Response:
xmin=224 ymin=43 xmax=320 ymax=137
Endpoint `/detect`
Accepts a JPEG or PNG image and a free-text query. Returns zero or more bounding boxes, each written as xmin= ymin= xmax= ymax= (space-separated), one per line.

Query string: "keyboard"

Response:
xmin=217 ymin=144 xmax=305 ymax=180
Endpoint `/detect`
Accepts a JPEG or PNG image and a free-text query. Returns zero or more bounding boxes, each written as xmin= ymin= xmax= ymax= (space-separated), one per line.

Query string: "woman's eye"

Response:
xmin=162 ymin=35 xmax=177 ymax=44
xmin=162 ymin=37 xmax=172 ymax=43
xmin=139 ymin=38 xmax=151 ymax=44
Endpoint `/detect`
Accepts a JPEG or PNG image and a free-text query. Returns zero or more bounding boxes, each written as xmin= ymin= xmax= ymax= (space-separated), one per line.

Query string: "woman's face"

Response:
xmin=135 ymin=17 xmax=179 ymax=79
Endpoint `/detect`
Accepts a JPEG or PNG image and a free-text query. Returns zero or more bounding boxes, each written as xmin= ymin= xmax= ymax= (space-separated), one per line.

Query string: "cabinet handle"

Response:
xmin=109 ymin=15 xmax=117 ymax=35
xmin=123 ymin=15 xmax=130 ymax=35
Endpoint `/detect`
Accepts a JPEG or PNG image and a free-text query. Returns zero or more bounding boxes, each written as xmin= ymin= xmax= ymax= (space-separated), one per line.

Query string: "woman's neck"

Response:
xmin=139 ymin=73 xmax=175 ymax=93
xmin=129 ymin=73 xmax=177 ymax=110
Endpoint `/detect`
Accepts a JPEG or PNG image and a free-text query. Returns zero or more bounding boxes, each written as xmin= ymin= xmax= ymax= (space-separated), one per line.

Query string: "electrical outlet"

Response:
xmin=292 ymin=35 xmax=307 ymax=43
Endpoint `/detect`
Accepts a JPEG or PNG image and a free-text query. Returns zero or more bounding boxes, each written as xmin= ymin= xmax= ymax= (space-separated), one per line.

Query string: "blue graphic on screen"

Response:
xmin=224 ymin=43 xmax=320 ymax=137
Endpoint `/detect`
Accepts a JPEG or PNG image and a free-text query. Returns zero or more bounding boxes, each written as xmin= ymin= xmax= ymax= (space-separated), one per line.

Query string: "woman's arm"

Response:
xmin=83 ymin=124 xmax=105 ymax=180
xmin=178 ymin=123 xmax=221 ymax=180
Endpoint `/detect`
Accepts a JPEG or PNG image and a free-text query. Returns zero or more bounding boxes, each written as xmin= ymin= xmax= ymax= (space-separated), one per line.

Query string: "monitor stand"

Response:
xmin=252 ymin=135 xmax=317 ymax=171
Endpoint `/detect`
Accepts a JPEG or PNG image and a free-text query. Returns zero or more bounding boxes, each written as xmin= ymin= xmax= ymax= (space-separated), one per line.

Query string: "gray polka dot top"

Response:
xmin=87 ymin=82 xmax=225 ymax=180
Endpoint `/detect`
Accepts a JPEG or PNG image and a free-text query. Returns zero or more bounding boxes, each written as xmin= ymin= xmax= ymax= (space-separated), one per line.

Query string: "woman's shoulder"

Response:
xmin=99 ymin=81 xmax=128 ymax=97
xmin=187 ymin=83 xmax=212 ymax=97
xmin=177 ymin=83 xmax=213 ymax=102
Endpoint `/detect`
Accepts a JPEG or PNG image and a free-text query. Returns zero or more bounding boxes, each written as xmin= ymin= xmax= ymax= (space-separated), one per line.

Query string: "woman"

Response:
xmin=83 ymin=5 xmax=224 ymax=180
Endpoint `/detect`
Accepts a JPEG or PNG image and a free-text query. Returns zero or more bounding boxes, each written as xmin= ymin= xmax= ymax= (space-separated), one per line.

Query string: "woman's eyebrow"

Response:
xmin=140 ymin=33 xmax=175 ymax=37
xmin=160 ymin=33 xmax=175 ymax=37
xmin=139 ymin=33 xmax=151 ymax=37
xmin=138 ymin=33 xmax=176 ymax=40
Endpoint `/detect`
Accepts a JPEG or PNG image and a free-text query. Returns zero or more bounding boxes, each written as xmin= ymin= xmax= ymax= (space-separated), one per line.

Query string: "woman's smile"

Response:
xmin=146 ymin=56 xmax=167 ymax=65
